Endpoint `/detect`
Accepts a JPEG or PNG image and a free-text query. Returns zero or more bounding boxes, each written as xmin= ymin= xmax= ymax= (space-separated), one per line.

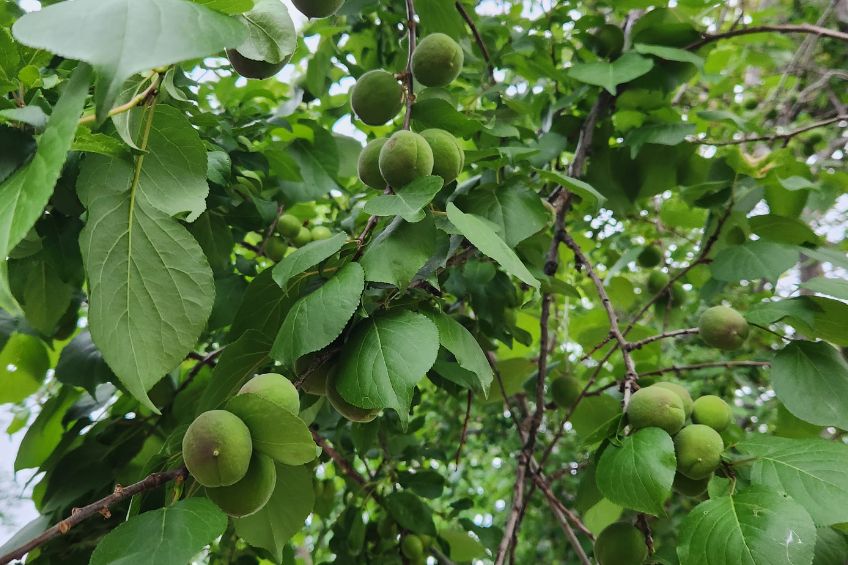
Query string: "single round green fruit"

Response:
xmin=594 ymin=523 xmax=647 ymax=565
xmin=291 ymin=0 xmax=344 ymax=18
xmin=401 ymin=535 xmax=424 ymax=560
xmin=412 ymin=33 xmax=464 ymax=87
xmin=265 ymin=237 xmax=288 ymax=262
xmin=378 ymin=130 xmax=434 ymax=188
xmin=637 ymin=244 xmax=662 ymax=268
xmin=292 ymin=226 xmax=313 ymax=247
xmin=183 ymin=410 xmax=253 ymax=488
xmin=674 ymin=424 xmax=724 ymax=480
xmin=420 ymin=128 xmax=464 ymax=184
xmin=647 ymin=271 xmax=669 ymax=294
xmin=673 ymin=472 xmax=711 ymax=497
xmin=327 ymin=372 xmax=379 ymax=422
xmin=627 ymin=385 xmax=686 ymax=435
xmin=652 ymin=382 xmax=693 ymax=418
xmin=278 ymin=214 xmax=302 ymax=238
xmin=206 ymin=453 xmax=276 ymax=517
xmin=691 ymin=395 xmax=732 ymax=432
xmin=358 ymin=138 xmax=388 ymax=189
xmin=227 ymin=49 xmax=285 ymax=80
xmin=550 ymin=375 xmax=582 ymax=408
xmin=698 ymin=306 xmax=749 ymax=350
xmin=238 ymin=373 xmax=299 ymax=415
xmin=310 ymin=226 xmax=333 ymax=241
xmin=350 ymin=70 xmax=403 ymax=125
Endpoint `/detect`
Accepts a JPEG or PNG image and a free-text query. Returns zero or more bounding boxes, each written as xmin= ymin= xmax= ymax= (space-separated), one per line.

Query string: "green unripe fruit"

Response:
xmin=647 ymin=271 xmax=669 ymax=294
xmin=183 ymin=410 xmax=253 ymax=487
xmin=291 ymin=0 xmax=344 ymax=18
xmin=358 ymin=138 xmax=388 ymax=189
xmin=637 ymin=244 xmax=662 ymax=268
xmin=653 ymin=382 xmax=693 ymax=418
xmin=551 ymin=375 xmax=581 ymax=408
xmin=627 ymin=385 xmax=686 ymax=435
xmin=278 ymin=214 xmax=302 ymax=238
xmin=310 ymin=226 xmax=333 ymax=241
xmin=412 ymin=33 xmax=464 ymax=87
xmin=292 ymin=226 xmax=313 ymax=247
xmin=698 ymin=306 xmax=749 ymax=350
xmin=401 ymin=535 xmax=425 ymax=560
xmin=377 ymin=516 xmax=397 ymax=539
xmin=673 ymin=471 xmax=711 ymax=497
xmin=674 ymin=424 xmax=724 ymax=480
xmin=594 ymin=523 xmax=647 ymax=565
xmin=691 ymin=395 xmax=732 ymax=432
xmin=238 ymin=373 xmax=299 ymax=415
xmin=265 ymin=237 xmax=288 ymax=262
xmin=592 ymin=24 xmax=625 ymax=58
xmin=350 ymin=70 xmax=403 ymax=125
xmin=420 ymin=128 xmax=464 ymax=184
xmin=227 ymin=49 xmax=285 ymax=80
xmin=206 ymin=453 xmax=276 ymax=517
xmin=327 ymin=372 xmax=379 ymax=422
xmin=378 ymin=130 xmax=434 ymax=188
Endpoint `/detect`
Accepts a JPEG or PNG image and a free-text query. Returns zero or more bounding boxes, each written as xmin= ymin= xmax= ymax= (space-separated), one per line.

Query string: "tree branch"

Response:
xmin=638 ymin=360 xmax=770 ymax=378
xmin=402 ymin=0 xmax=417 ymax=131
xmin=454 ymin=390 xmax=473 ymax=465
xmin=77 ymin=74 xmax=161 ymax=126
xmin=625 ymin=328 xmax=700 ymax=351
xmin=687 ymin=23 xmax=848 ymax=50
xmin=455 ymin=1 xmax=494 ymax=83
xmin=695 ymin=114 xmax=848 ymax=146
xmin=311 ymin=430 xmax=368 ymax=487
xmin=0 ymin=468 xmax=188 ymax=565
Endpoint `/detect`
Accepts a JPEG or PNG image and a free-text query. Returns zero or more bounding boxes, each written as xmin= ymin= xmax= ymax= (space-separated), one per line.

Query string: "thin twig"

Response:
xmin=625 ymin=328 xmax=700 ymax=351
xmin=402 ymin=0 xmax=417 ymax=131
xmin=78 ymin=74 xmax=161 ymax=126
xmin=455 ymin=1 xmax=494 ymax=83
xmin=311 ymin=430 xmax=368 ymax=488
xmin=694 ymin=114 xmax=848 ymax=146
xmin=638 ymin=360 xmax=770 ymax=378
xmin=454 ymin=390 xmax=473 ymax=465
xmin=258 ymin=204 xmax=285 ymax=256
xmin=0 ymin=468 xmax=187 ymax=565
xmin=687 ymin=23 xmax=848 ymax=50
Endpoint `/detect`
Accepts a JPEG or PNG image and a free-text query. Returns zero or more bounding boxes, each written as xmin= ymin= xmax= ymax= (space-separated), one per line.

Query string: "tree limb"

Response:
xmin=695 ymin=114 xmax=848 ymax=146
xmin=688 ymin=23 xmax=848 ymax=50
xmin=638 ymin=360 xmax=770 ymax=378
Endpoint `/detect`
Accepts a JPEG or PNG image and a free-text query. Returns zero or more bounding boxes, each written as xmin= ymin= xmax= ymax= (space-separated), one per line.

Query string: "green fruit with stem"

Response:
xmin=627 ymin=385 xmax=686 ymax=435
xmin=358 ymin=138 xmax=388 ymax=189
xmin=291 ymin=0 xmax=344 ymax=18
xmin=420 ymin=128 xmax=464 ymax=184
xmin=401 ymin=535 xmax=424 ymax=560
xmin=206 ymin=453 xmax=276 ymax=517
xmin=292 ymin=226 xmax=313 ymax=247
xmin=691 ymin=395 xmax=732 ymax=432
xmin=550 ymin=375 xmax=581 ymax=408
xmin=278 ymin=214 xmax=302 ymax=238
xmin=698 ymin=305 xmax=749 ymax=350
xmin=182 ymin=410 xmax=253 ymax=487
xmin=594 ymin=523 xmax=647 ymax=565
xmin=378 ymin=130 xmax=434 ymax=188
xmin=265 ymin=237 xmax=287 ymax=262
xmin=637 ymin=244 xmax=662 ymax=268
xmin=412 ymin=33 xmax=464 ymax=87
xmin=673 ymin=472 xmax=711 ymax=497
xmin=674 ymin=424 xmax=724 ymax=480
xmin=653 ymin=382 xmax=693 ymax=418
xmin=227 ymin=49 xmax=285 ymax=80
xmin=238 ymin=373 xmax=299 ymax=415
xmin=350 ymin=70 xmax=403 ymax=125
xmin=310 ymin=226 xmax=333 ymax=240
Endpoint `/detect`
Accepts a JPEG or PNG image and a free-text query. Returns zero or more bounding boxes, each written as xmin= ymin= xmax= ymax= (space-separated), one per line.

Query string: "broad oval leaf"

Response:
xmin=89 ymin=498 xmax=227 ymax=565
xmin=595 ymin=427 xmax=675 ymax=516
xmin=738 ymin=435 xmax=848 ymax=526
xmin=197 ymin=329 xmax=272 ymax=414
xmin=567 ymin=52 xmax=654 ymax=94
xmin=362 ymin=176 xmax=444 ymax=222
xmin=385 ymin=491 xmax=437 ymax=535
xmin=225 ymin=393 xmax=317 ymax=465
xmin=360 ymin=216 xmax=442 ymax=289
xmin=0 ymin=332 xmax=49 ymax=404
xmin=456 ymin=182 xmax=549 ymax=247
xmin=710 ymin=241 xmax=799 ymax=283
xmin=426 ymin=311 xmax=493 ymax=395
xmin=54 ymin=331 xmax=116 ymax=397
xmin=271 ymin=232 xmax=348 ymax=288
xmin=677 ymin=488 xmax=816 ymax=565
xmin=236 ymin=0 xmax=296 ymax=64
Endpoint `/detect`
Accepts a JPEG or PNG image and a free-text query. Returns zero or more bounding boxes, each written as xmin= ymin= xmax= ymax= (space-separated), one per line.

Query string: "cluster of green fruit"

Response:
xmin=400 ymin=533 xmax=430 ymax=565
xmin=227 ymin=0 xmax=346 ymax=80
xmin=265 ymin=213 xmax=334 ymax=262
xmin=297 ymin=356 xmax=381 ymax=422
xmin=354 ymin=33 xmax=466 ymax=189
xmin=181 ymin=373 xmax=299 ymax=517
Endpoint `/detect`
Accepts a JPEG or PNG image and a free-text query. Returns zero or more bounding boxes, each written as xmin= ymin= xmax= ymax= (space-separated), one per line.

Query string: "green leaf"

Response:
xmin=188 ymin=212 xmax=234 ymax=274
xmin=80 ymin=190 xmax=215 ymax=412
xmin=54 ymin=331 xmax=116 ymax=397
xmin=746 ymin=297 xmax=819 ymax=328
xmin=710 ymin=241 xmax=799 ymax=283
xmin=197 ymin=330 xmax=272 ymax=413
xmin=457 ymin=183 xmax=549 ymax=247
xmin=362 ymin=176 xmax=443 ymax=222
xmin=236 ymin=0 xmax=296 ymax=64
xmin=277 ymin=136 xmax=339 ymax=202
xmin=446 ymin=203 xmax=539 ymax=289
xmin=567 ymin=52 xmax=654 ymax=94
xmin=225 ymin=393 xmax=317 ymax=465
xmin=595 ymin=428 xmax=676 ymax=516
xmin=90 ymin=498 xmax=227 ymax=565
xmin=335 ymin=310 xmax=439 ymax=425
xmin=534 ymin=170 xmax=607 ymax=210
xmin=12 ymin=0 xmax=245 ymax=120
xmin=0 ymin=105 xmax=48 ymax=129
xmin=8 ymin=254 xmax=73 ymax=335
xmin=411 ymin=98 xmax=481 ymax=138
xmin=416 ymin=0 xmax=465 ymax=38
xmin=192 ymin=0 xmax=255 ymax=14
xmin=771 ymin=340 xmax=848 ymax=430
xmin=813 ymin=527 xmax=848 ymax=565
xmin=624 ymin=122 xmax=696 ymax=157
xmin=360 ymin=217 xmax=442 ymax=289
xmin=230 ymin=269 xmax=295 ymax=339
xmin=749 ymin=214 xmax=819 ymax=245
xmin=272 ymin=232 xmax=348 ymax=288
xmin=634 ymin=43 xmax=704 ymax=67
xmin=677 ymin=488 xmax=816 ymax=565
xmin=398 ymin=469 xmax=446 ymax=499
xmin=0 ymin=333 xmax=49 ymax=405
xmin=271 ymin=262 xmax=364 ymax=368
xmin=426 ymin=311 xmax=493 ymax=395
xmin=234 ymin=464 xmax=314 ymax=562
xmin=439 ymin=528 xmax=489 ymax=561
xmin=385 ymin=491 xmax=437 ymax=535
xmin=738 ymin=435 xmax=848 ymax=526
xmin=800 ymin=277 xmax=848 ymax=301
xmin=0 ymin=65 xmax=90 ymax=261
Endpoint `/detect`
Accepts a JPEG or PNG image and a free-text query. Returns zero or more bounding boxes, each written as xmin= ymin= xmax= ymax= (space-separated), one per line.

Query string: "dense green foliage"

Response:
xmin=0 ymin=0 xmax=847 ymax=564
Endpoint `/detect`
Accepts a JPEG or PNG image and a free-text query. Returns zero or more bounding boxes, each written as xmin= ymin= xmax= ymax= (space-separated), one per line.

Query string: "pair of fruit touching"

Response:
xmin=353 ymin=33 xmax=465 ymax=189
xmin=401 ymin=534 xmax=428 ymax=564
xmin=228 ymin=0 xmax=346 ymax=80
xmin=182 ymin=373 xmax=299 ymax=517
xmin=265 ymin=213 xmax=334 ymax=262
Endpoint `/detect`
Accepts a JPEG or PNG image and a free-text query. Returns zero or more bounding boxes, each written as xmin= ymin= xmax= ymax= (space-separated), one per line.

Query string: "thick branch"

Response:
xmin=638 ymin=360 xmax=770 ymax=378
xmin=688 ymin=23 xmax=848 ymax=50
xmin=0 ymin=468 xmax=187 ymax=565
